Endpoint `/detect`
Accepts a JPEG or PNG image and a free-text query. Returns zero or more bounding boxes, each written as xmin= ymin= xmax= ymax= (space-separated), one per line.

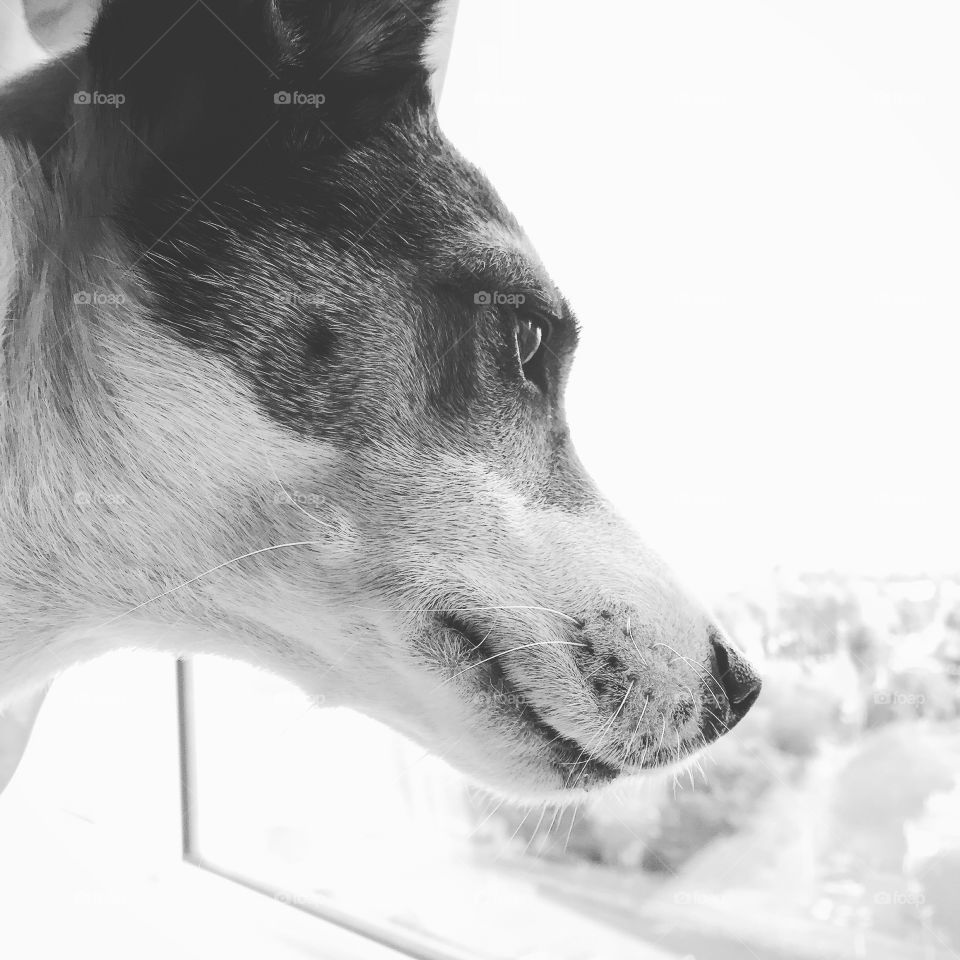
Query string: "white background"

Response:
xmin=441 ymin=0 xmax=960 ymax=594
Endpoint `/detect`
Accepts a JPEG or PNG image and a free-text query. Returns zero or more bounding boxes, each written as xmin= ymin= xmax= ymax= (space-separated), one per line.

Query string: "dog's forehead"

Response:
xmin=338 ymin=117 xmax=561 ymax=305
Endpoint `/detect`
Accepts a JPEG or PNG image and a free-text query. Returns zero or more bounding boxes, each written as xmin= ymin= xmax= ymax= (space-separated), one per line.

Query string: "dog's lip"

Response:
xmin=437 ymin=613 xmax=622 ymax=786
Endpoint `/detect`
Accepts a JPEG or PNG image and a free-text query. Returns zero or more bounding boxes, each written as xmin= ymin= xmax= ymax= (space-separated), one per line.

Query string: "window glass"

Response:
xmin=188 ymin=1 xmax=960 ymax=958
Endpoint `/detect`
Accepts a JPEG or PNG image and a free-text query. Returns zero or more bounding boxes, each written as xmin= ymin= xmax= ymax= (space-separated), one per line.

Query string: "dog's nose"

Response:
xmin=709 ymin=631 xmax=762 ymax=727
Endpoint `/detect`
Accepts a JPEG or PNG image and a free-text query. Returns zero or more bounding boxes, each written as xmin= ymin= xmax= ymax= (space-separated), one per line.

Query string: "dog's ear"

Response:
xmin=78 ymin=0 xmax=446 ymax=188
xmin=278 ymin=0 xmax=446 ymax=85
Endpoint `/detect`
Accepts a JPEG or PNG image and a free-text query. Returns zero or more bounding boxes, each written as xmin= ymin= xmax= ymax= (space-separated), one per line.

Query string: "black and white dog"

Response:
xmin=0 ymin=0 xmax=760 ymax=800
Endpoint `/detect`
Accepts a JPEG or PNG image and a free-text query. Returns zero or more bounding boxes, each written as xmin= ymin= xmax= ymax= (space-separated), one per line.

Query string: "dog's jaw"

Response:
xmin=431 ymin=614 xmax=623 ymax=791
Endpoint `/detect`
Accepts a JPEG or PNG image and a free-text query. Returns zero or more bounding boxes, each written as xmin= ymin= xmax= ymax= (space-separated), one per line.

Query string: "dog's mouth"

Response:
xmin=437 ymin=613 xmax=621 ymax=789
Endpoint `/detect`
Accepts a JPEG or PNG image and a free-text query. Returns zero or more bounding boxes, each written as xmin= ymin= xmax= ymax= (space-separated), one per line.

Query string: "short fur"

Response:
xmin=0 ymin=0 xmax=760 ymax=799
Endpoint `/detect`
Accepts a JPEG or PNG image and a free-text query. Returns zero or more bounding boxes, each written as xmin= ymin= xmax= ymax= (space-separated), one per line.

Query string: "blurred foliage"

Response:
xmin=919 ymin=849 xmax=960 ymax=946
xmin=754 ymin=662 xmax=843 ymax=757
xmin=641 ymin=737 xmax=785 ymax=873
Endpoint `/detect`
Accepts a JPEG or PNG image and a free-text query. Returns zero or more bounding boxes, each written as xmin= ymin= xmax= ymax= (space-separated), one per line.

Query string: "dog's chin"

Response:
xmin=430 ymin=614 xmax=624 ymax=799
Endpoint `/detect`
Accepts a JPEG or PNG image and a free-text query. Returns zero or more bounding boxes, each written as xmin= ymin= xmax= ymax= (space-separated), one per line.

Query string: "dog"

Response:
xmin=0 ymin=0 xmax=761 ymax=801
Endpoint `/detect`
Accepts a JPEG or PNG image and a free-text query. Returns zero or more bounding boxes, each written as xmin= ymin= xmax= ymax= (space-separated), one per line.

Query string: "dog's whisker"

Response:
xmin=262 ymin=447 xmax=331 ymax=531
xmin=465 ymin=794 xmax=508 ymax=843
xmin=564 ymin=680 xmax=633 ymax=787
xmin=545 ymin=805 xmax=563 ymax=841
xmin=564 ymin=686 xmax=628 ymax=780
xmin=702 ymin=705 xmax=730 ymax=735
xmin=562 ymin=804 xmax=580 ymax=855
xmin=370 ymin=604 xmax=584 ymax=625
xmin=694 ymin=754 xmax=709 ymax=784
xmin=522 ymin=803 xmax=551 ymax=858
xmin=94 ymin=539 xmax=332 ymax=631
xmin=653 ymin=642 xmax=727 ymax=701
xmin=505 ymin=806 xmax=535 ymax=849
xmin=431 ymin=638 xmax=589 ymax=694
xmin=629 ymin=696 xmax=650 ymax=752
xmin=581 ymin=660 xmax=607 ymax=681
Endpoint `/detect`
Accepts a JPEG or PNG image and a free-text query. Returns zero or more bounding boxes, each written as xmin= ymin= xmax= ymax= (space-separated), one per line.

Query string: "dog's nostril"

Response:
xmin=709 ymin=632 xmax=762 ymax=726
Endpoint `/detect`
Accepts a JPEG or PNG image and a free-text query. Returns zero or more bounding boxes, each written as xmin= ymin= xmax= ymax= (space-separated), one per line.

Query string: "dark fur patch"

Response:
xmin=0 ymin=52 xmax=83 ymax=169
xmin=82 ymin=0 xmax=442 ymax=190
xmin=46 ymin=0 xmax=597 ymax=510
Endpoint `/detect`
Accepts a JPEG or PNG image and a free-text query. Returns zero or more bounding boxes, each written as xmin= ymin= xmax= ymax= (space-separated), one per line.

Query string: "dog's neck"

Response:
xmin=0 ymin=305 xmax=319 ymax=704
xmin=0 ymin=121 xmax=334 ymax=703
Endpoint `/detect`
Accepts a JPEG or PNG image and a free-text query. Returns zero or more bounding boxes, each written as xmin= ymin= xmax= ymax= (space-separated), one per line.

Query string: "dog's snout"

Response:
xmin=708 ymin=631 xmax=762 ymax=726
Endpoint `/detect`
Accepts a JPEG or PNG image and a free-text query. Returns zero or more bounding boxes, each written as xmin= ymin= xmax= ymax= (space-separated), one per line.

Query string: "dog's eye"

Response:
xmin=516 ymin=315 xmax=547 ymax=368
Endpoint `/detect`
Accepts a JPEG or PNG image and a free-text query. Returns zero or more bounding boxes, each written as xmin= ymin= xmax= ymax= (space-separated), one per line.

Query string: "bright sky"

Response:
xmin=440 ymin=0 xmax=960 ymax=596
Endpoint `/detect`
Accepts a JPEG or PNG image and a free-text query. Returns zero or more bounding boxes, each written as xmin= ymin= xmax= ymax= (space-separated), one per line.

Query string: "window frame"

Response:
xmin=175 ymin=659 xmax=487 ymax=960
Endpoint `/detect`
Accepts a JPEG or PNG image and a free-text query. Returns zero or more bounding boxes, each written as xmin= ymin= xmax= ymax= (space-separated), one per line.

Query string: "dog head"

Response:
xmin=5 ymin=0 xmax=761 ymax=799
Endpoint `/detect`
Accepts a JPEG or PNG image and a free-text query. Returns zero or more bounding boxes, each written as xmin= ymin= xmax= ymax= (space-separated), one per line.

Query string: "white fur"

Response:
xmin=0 ymin=0 xmax=752 ymax=800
